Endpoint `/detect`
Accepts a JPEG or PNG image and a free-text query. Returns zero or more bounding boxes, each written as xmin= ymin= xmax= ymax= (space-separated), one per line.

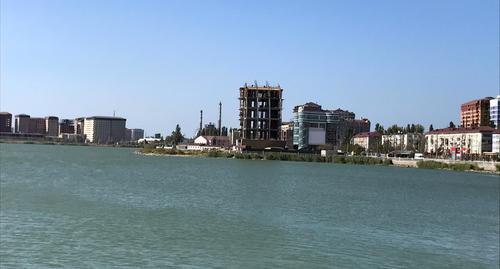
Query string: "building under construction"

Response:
xmin=238 ymin=83 xmax=286 ymax=150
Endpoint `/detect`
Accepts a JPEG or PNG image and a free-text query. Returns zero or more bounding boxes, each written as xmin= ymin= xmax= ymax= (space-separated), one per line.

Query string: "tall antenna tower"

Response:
xmin=199 ymin=110 xmax=203 ymax=136
xmin=218 ymin=102 xmax=222 ymax=136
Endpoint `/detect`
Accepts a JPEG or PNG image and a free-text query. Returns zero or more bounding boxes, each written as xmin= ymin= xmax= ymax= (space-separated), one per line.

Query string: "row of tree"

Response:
xmin=374 ymin=121 xmax=463 ymax=135
xmin=374 ymin=123 xmax=426 ymax=135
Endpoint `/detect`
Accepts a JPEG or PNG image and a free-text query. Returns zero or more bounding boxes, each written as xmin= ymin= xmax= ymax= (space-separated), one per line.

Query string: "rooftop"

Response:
xmin=86 ymin=116 xmax=126 ymax=121
xmin=353 ymin=132 xmax=381 ymax=138
xmin=461 ymin=97 xmax=494 ymax=106
xmin=426 ymin=126 xmax=496 ymax=135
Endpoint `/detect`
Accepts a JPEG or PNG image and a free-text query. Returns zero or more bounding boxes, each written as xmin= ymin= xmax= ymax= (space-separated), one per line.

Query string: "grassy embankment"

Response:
xmin=139 ymin=147 xmax=393 ymax=166
xmin=416 ymin=160 xmax=496 ymax=172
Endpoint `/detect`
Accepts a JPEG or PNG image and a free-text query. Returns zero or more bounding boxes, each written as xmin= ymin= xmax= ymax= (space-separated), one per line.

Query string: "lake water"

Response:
xmin=0 ymin=143 xmax=498 ymax=268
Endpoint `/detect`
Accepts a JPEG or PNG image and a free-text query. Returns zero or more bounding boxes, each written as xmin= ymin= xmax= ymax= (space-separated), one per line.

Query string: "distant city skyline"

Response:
xmin=1 ymin=0 xmax=499 ymax=136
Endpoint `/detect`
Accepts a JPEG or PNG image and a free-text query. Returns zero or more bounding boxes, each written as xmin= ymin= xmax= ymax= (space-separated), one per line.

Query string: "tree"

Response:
xmin=449 ymin=121 xmax=456 ymax=128
xmin=429 ymin=124 xmax=434 ymax=132
xmin=340 ymin=129 xmax=355 ymax=152
xmin=410 ymin=124 xmax=416 ymax=133
xmin=374 ymin=123 xmax=385 ymax=134
xmin=351 ymin=144 xmax=365 ymax=155
xmin=169 ymin=124 xmax=184 ymax=145
xmin=415 ymin=124 xmax=425 ymax=134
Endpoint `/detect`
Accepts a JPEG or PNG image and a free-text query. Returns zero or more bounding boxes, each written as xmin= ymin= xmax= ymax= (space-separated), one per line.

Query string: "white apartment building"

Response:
xmin=490 ymin=95 xmax=500 ymax=129
xmin=492 ymin=131 xmax=500 ymax=153
xmin=381 ymin=133 xmax=424 ymax=151
xmin=352 ymin=132 xmax=381 ymax=152
xmin=83 ymin=116 xmax=126 ymax=144
xmin=424 ymin=127 xmax=493 ymax=155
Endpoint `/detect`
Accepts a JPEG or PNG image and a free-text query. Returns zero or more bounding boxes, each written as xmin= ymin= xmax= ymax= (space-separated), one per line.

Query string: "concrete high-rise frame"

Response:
xmin=239 ymin=83 xmax=283 ymax=140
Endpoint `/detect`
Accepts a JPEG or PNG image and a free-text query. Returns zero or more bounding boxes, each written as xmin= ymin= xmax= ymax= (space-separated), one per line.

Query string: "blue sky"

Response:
xmin=1 ymin=0 xmax=498 ymax=136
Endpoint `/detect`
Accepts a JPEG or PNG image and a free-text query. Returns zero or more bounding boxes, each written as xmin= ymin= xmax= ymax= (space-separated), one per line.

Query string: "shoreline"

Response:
xmin=135 ymin=149 xmax=500 ymax=175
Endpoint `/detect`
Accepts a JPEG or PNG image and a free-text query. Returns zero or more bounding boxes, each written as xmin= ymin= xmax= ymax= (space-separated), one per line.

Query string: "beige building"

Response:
xmin=425 ymin=127 xmax=494 ymax=155
xmin=460 ymin=97 xmax=493 ymax=128
xmin=45 ymin=116 xmax=59 ymax=137
xmin=83 ymin=116 xmax=126 ymax=144
xmin=279 ymin=122 xmax=294 ymax=149
xmin=352 ymin=132 xmax=381 ymax=152
xmin=381 ymin=133 xmax=424 ymax=151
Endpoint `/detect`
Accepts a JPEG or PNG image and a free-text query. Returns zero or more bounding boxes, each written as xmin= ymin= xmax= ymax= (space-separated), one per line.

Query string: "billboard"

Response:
xmin=308 ymin=128 xmax=326 ymax=145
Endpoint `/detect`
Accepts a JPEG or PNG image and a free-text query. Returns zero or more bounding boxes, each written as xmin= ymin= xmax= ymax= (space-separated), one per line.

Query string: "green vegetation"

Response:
xmin=417 ymin=160 xmax=482 ymax=171
xmin=375 ymin=123 xmax=425 ymax=135
xmin=496 ymin=164 xmax=500 ymax=172
xmin=139 ymin=147 xmax=394 ymax=166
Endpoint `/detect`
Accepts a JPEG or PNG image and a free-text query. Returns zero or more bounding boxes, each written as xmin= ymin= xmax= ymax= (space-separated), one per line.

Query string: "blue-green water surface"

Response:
xmin=0 ymin=144 xmax=498 ymax=268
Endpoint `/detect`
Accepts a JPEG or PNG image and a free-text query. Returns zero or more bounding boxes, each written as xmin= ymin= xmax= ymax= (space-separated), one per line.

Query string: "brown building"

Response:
xmin=238 ymin=83 xmax=285 ymax=150
xmin=460 ymin=97 xmax=493 ymax=128
xmin=0 ymin=112 xmax=12 ymax=133
xmin=59 ymin=119 xmax=75 ymax=134
xmin=29 ymin=117 xmax=46 ymax=134
xmin=15 ymin=114 xmax=31 ymax=133
xmin=45 ymin=116 xmax=59 ymax=137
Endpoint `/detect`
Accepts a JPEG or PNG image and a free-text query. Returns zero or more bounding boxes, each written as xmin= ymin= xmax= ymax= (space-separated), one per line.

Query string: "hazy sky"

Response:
xmin=1 ymin=0 xmax=498 ymax=136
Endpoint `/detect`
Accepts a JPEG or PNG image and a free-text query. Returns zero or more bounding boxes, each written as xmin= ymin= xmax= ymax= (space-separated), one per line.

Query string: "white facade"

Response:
xmin=381 ymin=133 xmax=424 ymax=151
xmin=139 ymin=137 xmax=161 ymax=143
xmin=425 ymin=130 xmax=492 ymax=155
xmin=493 ymin=133 xmax=500 ymax=153
xmin=353 ymin=136 xmax=369 ymax=149
xmin=490 ymin=95 xmax=500 ymax=129
xmin=83 ymin=116 xmax=126 ymax=144
xmin=193 ymin=136 xmax=230 ymax=147
xmin=194 ymin=136 xmax=209 ymax=145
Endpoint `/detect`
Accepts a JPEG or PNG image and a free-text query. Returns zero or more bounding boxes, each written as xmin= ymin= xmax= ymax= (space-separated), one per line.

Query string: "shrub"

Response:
xmin=417 ymin=161 xmax=449 ymax=169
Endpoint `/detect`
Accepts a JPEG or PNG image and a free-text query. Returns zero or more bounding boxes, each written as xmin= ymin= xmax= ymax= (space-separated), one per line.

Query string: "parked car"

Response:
xmin=414 ymin=153 xmax=424 ymax=160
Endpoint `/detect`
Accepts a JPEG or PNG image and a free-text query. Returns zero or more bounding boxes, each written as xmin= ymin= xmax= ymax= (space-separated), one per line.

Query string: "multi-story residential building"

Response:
xmin=238 ymin=83 xmax=285 ymax=150
xmin=15 ymin=114 xmax=31 ymax=133
xmin=352 ymin=132 xmax=381 ymax=152
xmin=424 ymin=127 xmax=494 ymax=156
xmin=490 ymin=95 xmax=500 ymax=129
xmin=125 ymin=128 xmax=144 ymax=142
xmin=45 ymin=116 xmax=59 ymax=137
xmin=83 ymin=116 xmax=126 ymax=144
xmin=0 ymin=112 xmax=12 ymax=132
xmin=279 ymin=121 xmax=294 ymax=149
xmin=28 ymin=117 xmax=46 ymax=134
xmin=492 ymin=129 xmax=500 ymax=153
xmin=74 ymin=118 xmax=85 ymax=135
xmin=292 ymin=102 xmax=370 ymax=150
xmin=59 ymin=119 xmax=75 ymax=134
xmin=460 ymin=97 xmax=493 ymax=128
xmin=381 ymin=133 xmax=425 ymax=152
